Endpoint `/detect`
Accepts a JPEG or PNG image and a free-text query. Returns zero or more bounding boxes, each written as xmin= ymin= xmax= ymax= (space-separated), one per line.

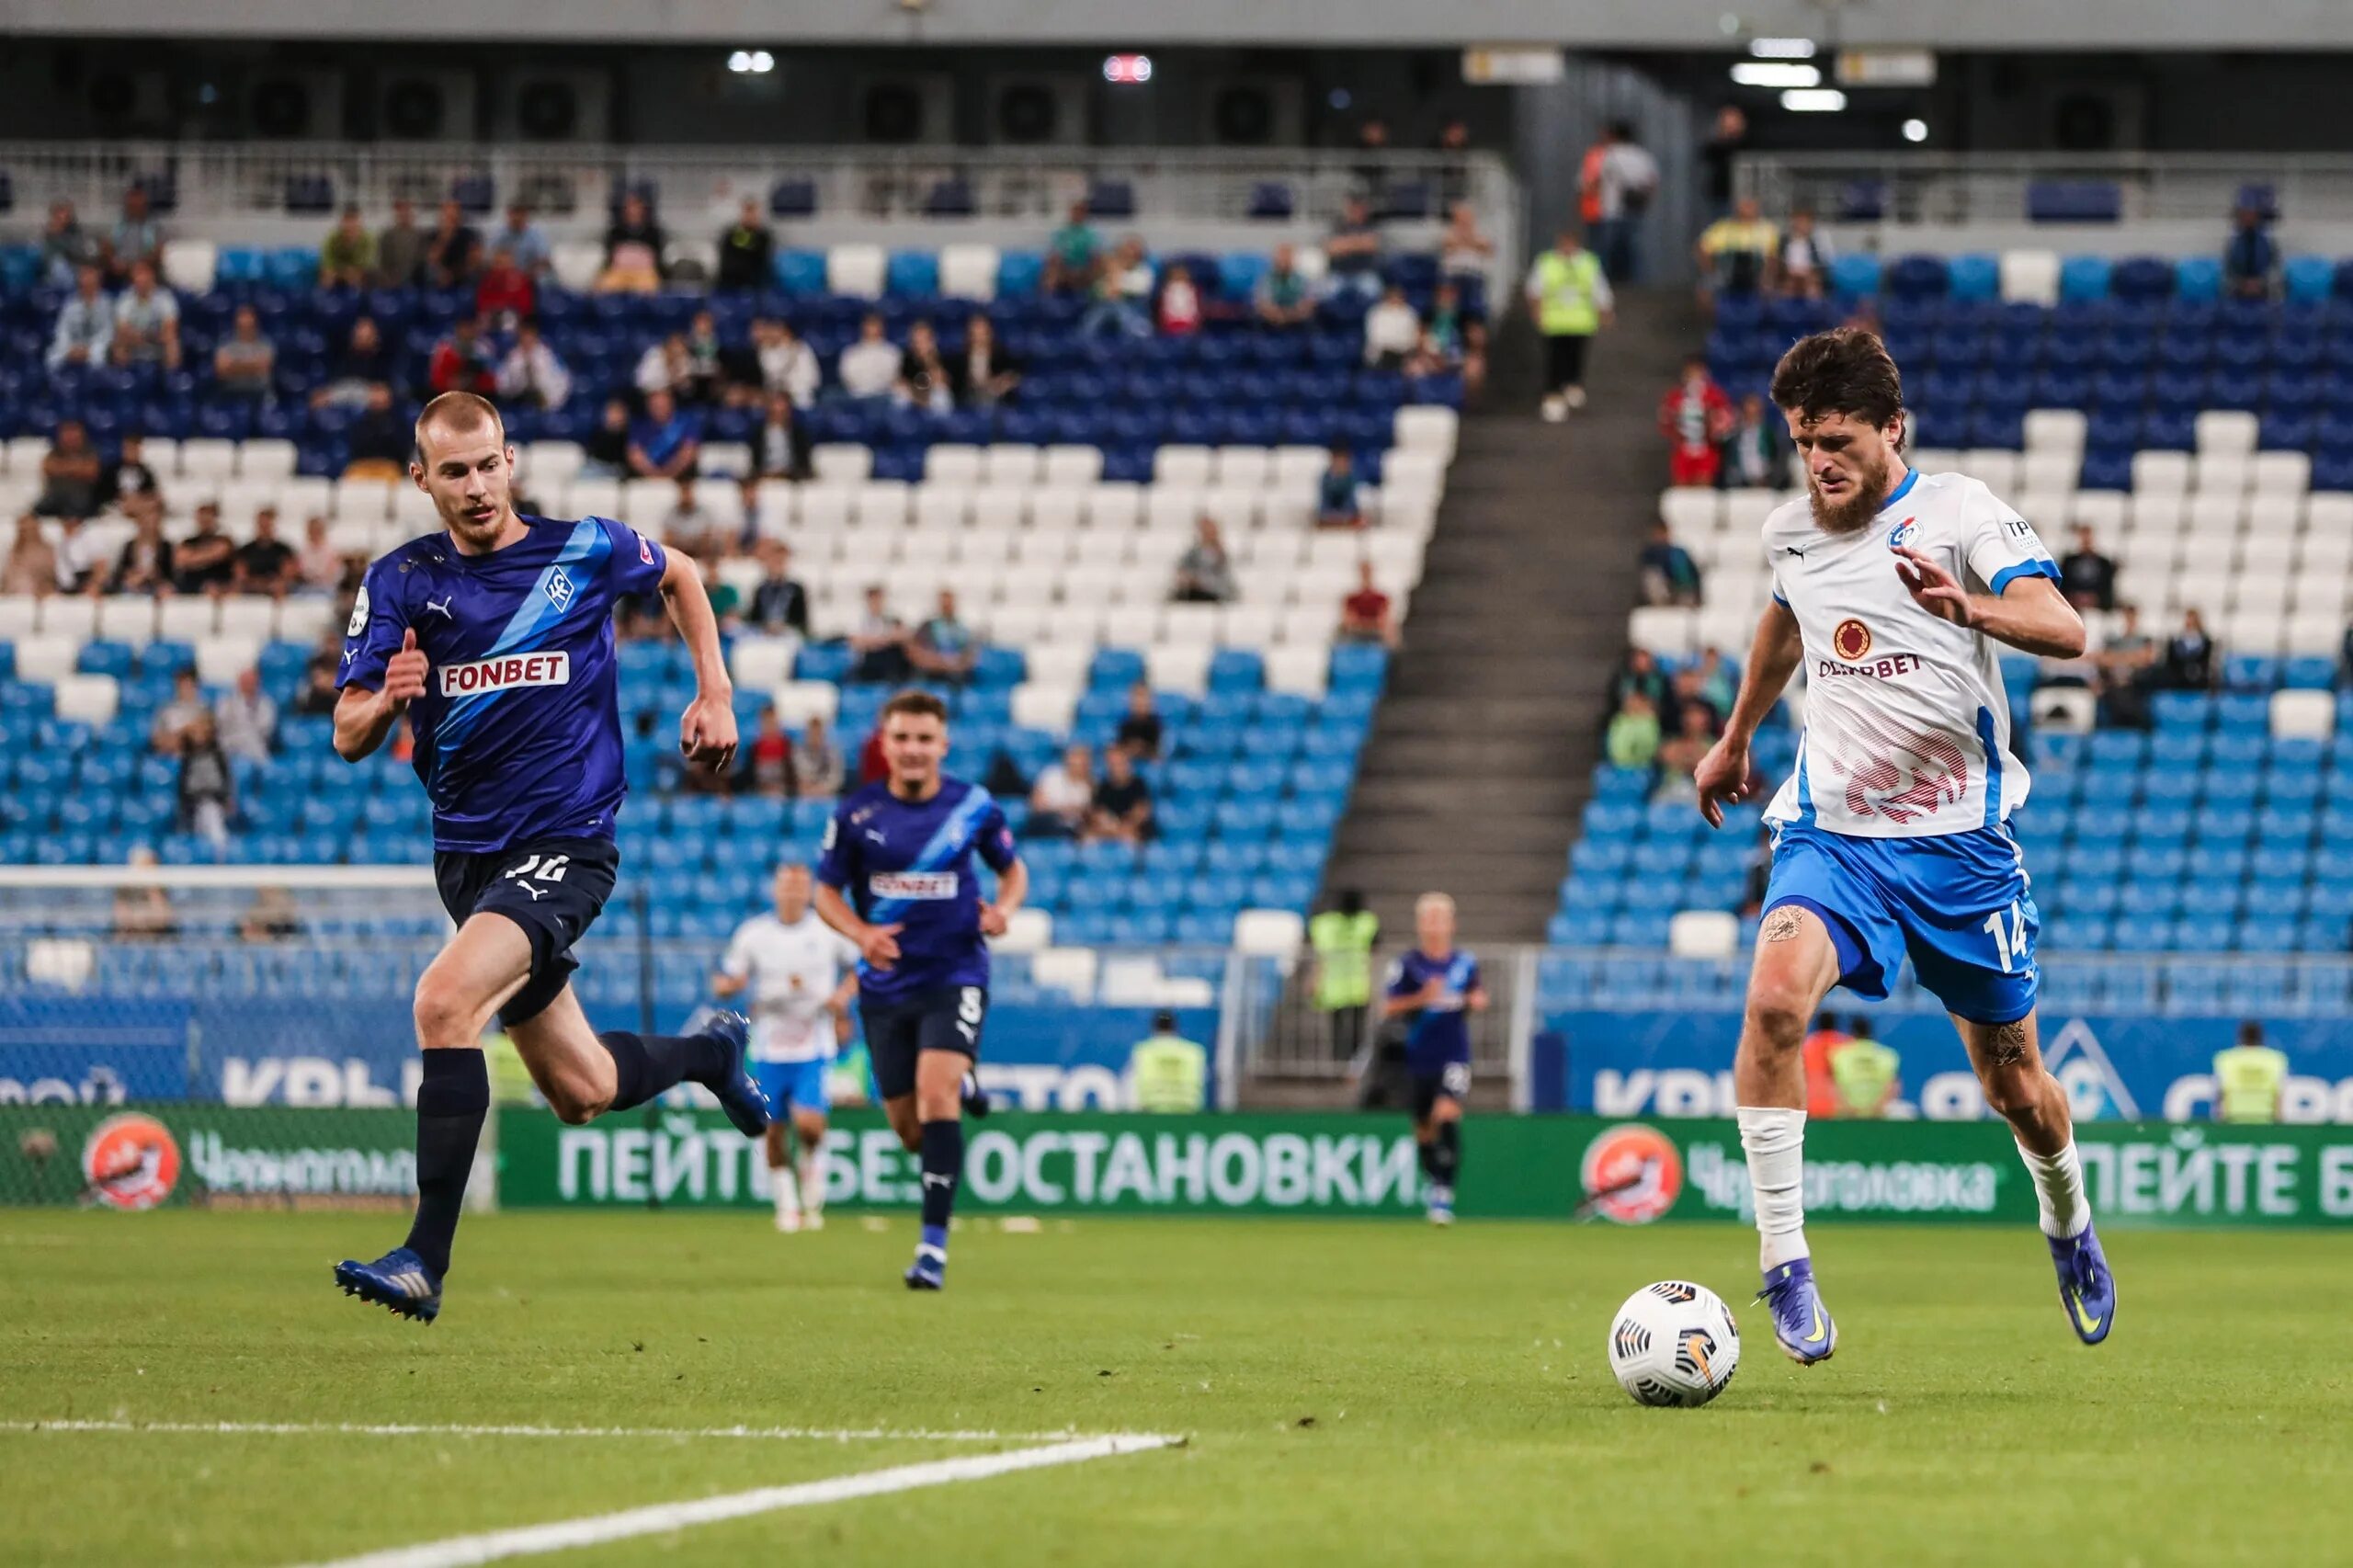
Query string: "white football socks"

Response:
xmin=2016 ymin=1138 xmax=2090 ymax=1238
xmin=1736 ymin=1106 xmax=1811 ymax=1270
xmin=770 ymin=1156 xmax=800 ymax=1227
xmin=798 ymin=1148 xmax=825 ymax=1223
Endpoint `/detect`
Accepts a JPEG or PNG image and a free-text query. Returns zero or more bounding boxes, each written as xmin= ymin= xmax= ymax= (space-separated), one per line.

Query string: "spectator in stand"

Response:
xmin=579 ymin=396 xmax=632 ymax=478
xmin=1773 ymin=208 xmax=1833 ymax=300
xmin=749 ymin=540 xmax=810 ymax=635
xmin=1027 ymin=744 xmax=1097 ymax=837
xmin=495 ymin=321 xmax=572 ymax=411
xmin=319 ymin=206 xmax=375 ymax=290
xmin=1439 ymin=200 xmax=1495 ymax=286
xmin=109 ymin=507 xmax=174 ymax=595
xmin=1719 ymin=392 xmax=1783 ymax=489
xmin=2159 ymin=607 xmax=2217 ymax=690
xmin=1352 ymin=116 xmax=1392 ymax=200
xmin=752 ymin=391 xmax=811 ymax=480
xmin=474 ymin=247 xmax=536 ymax=326
xmin=1606 ymin=690 xmax=1662 ymax=769
xmin=2 ymin=515 xmax=57 ymax=597
xmin=34 ymin=420 xmax=103 ymax=518
xmin=954 ymin=313 xmax=1021 ymax=408
xmin=1157 ymin=262 xmax=1205 ymax=336
xmin=374 ymin=198 xmax=426 ymax=289
xmin=425 ymin=199 xmax=482 ymax=290
xmin=105 ymin=433 xmax=161 ymax=509
xmin=152 ymin=668 xmax=209 ymax=753
xmin=1699 ymin=105 xmax=1748 ymax=223
xmin=1324 ymin=194 xmax=1383 ymax=300
xmin=1044 ymin=199 xmax=1100 ymax=295
xmin=47 ymin=265 xmax=113 ymax=371
xmin=233 ymin=508 xmax=297 ymax=596
xmin=296 ymin=515 xmax=341 ymax=595
xmin=1418 ymin=280 xmax=1483 ymax=392
xmin=1581 ymin=119 xmax=1660 ymax=283
xmin=1362 ymin=283 xmax=1421 ymax=369
xmin=1667 ymin=666 xmax=1722 ymax=734
xmin=2059 ymin=525 xmax=2118 ymax=611
xmin=837 ymin=312 xmax=902 ymax=402
xmin=1116 ymin=682 xmax=1164 ymax=760
xmin=597 ymin=191 xmax=667 ymax=292
xmin=55 ymin=516 xmax=109 ymax=594
xmin=1085 ymin=747 xmax=1155 ymax=845
xmin=1172 ymin=516 xmax=1237 ymax=603
xmin=1254 ymin=243 xmax=1316 ymax=328
xmin=632 ymin=331 xmax=690 ymax=400
xmin=1525 ymin=223 xmax=1612 ymax=421
xmin=105 ymin=185 xmax=163 ymax=283
xmin=296 ymin=638 xmax=343 ymax=715
xmin=1082 ymin=237 xmax=1155 ymax=338
xmin=492 ymin=202 xmax=551 ymax=277
xmin=1609 ymin=645 xmax=1671 ymax=713
xmin=1337 ymin=559 xmax=1398 ymax=647
xmin=2223 ymin=201 xmax=2278 ymax=301
xmin=238 ymin=887 xmax=302 ymax=942
xmin=345 ymin=383 xmax=414 ymax=479
xmin=849 ymin=585 xmax=910 ymax=683
xmin=716 ymin=198 xmax=774 ymax=292
xmin=1658 ymin=355 xmax=1733 ymax=488
xmin=627 ymin=388 xmax=700 ymax=480
xmin=212 ymin=304 xmax=277 ymax=399
xmin=1692 ymin=645 xmax=1738 ymax=715
xmin=656 ymin=477 xmax=717 ymax=557
xmin=736 ymin=704 xmax=798 ymax=798
xmin=755 ymin=318 xmax=820 ymax=408
xmin=109 ymin=261 xmax=179 ymax=369
xmin=40 ymin=199 xmax=101 ymax=288
xmin=427 ymin=316 xmax=496 ymax=396
xmin=793 ymin=715 xmax=845 ymax=798
xmin=1654 ymin=701 xmax=1717 ymax=804
xmin=908 ymin=589 xmax=979 ymax=687
xmin=177 ymin=712 xmax=235 ymax=854
xmin=680 ymin=310 xmax=727 ymax=404
xmin=173 ymin=504 xmax=237 ymax=596
xmin=1316 ymin=447 xmax=1365 ymax=530
xmin=312 ymin=315 xmax=391 ymax=410
xmin=214 ymin=666 xmax=277 ymax=765
xmin=1695 ymin=195 xmax=1778 ymax=305
xmin=2094 ymin=605 xmax=2158 ymax=726
xmin=1433 ymin=117 xmax=1475 ymax=207
xmin=1647 ymin=517 xmax=1703 ymax=602
xmin=895 ymin=320 xmax=955 ymax=413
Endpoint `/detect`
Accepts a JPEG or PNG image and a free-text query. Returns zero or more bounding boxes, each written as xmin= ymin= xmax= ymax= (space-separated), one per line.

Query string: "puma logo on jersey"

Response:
xmin=424 ymin=596 xmax=454 ymax=620
xmin=439 ymin=652 xmax=572 ymax=697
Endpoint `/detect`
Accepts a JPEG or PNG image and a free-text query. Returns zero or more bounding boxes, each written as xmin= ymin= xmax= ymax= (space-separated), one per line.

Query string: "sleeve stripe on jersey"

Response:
xmin=1987 ymin=558 xmax=2061 ymax=597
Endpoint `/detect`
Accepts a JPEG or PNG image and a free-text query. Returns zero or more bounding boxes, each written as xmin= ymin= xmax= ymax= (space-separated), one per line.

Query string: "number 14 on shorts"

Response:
xmin=1982 ymin=900 xmax=2029 ymax=971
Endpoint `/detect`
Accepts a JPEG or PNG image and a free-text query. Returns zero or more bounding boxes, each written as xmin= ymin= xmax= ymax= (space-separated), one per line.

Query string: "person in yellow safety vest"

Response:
xmin=2211 ymin=1020 xmax=2289 ymax=1124
xmin=483 ymin=1031 xmax=539 ymax=1107
xmin=1310 ymin=888 xmax=1380 ymax=1062
xmin=1827 ymin=1016 xmax=1899 ymax=1119
xmin=1130 ymin=1010 xmax=1209 ymax=1113
xmin=1521 ymin=223 xmax=1615 ymax=424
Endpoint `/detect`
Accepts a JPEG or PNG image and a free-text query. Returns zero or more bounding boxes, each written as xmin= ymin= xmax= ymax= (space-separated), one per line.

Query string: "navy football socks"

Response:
xmin=405 ymin=1048 xmax=488 ymax=1277
xmin=1432 ymin=1121 xmax=1461 ymax=1187
xmin=599 ymin=1029 xmax=730 ymax=1112
xmin=917 ymin=1119 xmax=964 ymax=1264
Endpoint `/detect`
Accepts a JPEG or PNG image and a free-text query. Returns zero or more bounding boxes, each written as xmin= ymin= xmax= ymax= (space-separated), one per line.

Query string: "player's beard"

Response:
xmin=1808 ymin=448 xmax=1893 ymax=535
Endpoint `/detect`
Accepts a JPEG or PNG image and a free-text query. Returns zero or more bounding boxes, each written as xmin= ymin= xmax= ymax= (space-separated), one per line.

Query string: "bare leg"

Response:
xmin=793 ymin=1108 xmax=828 ymax=1223
xmin=503 ymin=983 xmax=620 ymax=1125
xmin=1955 ymin=1010 xmax=2089 ymax=1240
xmin=1733 ymin=905 xmax=1844 ymax=1271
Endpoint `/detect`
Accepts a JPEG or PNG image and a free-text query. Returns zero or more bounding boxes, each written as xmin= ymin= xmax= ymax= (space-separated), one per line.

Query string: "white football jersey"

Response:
xmin=720 ymin=912 xmax=858 ymax=1062
xmin=1759 ymin=468 xmax=2060 ymax=839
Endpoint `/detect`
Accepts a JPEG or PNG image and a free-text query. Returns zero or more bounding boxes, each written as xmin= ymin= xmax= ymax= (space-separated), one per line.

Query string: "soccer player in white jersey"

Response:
xmin=715 ymin=864 xmax=858 ymax=1232
xmin=1693 ymin=328 xmax=2116 ymax=1364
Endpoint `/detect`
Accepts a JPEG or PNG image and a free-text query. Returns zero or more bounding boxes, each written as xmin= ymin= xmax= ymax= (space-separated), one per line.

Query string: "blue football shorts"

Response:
xmin=753 ymin=1058 xmax=831 ymax=1116
xmin=1761 ymin=821 xmax=2040 ymax=1025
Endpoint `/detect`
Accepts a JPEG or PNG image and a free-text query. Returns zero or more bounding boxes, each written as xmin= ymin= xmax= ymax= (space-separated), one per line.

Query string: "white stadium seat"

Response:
xmin=2022 ymin=408 xmax=2087 ymax=454
xmin=825 ymin=244 xmax=887 ymax=299
xmin=938 ymin=244 xmax=1001 ymax=301
xmin=2272 ymin=690 xmax=2336 ymax=741
xmin=924 ymin=445 xmax=983 ymax=485
xmin=162 ymin=238 xmax=219 ymax=294
xmin=1998 ymin=249 xmax=2061 ymax=306
xmin=983 ymin=444 xmax=1041 ymax=487
xmin=1041 ymin=445 xmax=1105 ymax=487
xmin=2194 ymin=410 xmax=2260 ymax=456
xmin=53 ymin=674 xmax=119 ymax=727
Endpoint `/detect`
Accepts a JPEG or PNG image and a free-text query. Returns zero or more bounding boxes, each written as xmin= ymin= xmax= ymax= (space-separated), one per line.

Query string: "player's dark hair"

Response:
xmin=1770 ymin=327 xmax=1904 ymax=432
xmin=880 ymin=689 xmax=949 ymax=724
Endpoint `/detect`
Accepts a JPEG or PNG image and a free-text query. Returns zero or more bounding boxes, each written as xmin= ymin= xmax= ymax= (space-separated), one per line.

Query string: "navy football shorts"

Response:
xmin=859 ymin=984 xmax=988 ymax=1102
xmin=1409 ymin=1060 xmax=1472 ymax=1122
xmin=432 ymin=836 xmax=619 ymax=1027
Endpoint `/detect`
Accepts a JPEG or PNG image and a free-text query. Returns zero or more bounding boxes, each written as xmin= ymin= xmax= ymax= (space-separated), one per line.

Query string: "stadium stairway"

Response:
xmin=1321 ymin=288 xmax=1711 ymax=945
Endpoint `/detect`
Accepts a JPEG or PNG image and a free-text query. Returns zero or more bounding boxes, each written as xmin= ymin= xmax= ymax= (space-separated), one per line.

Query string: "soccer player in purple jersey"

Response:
xmin=815 ymin=690 xmax=1027 ymax=1290
xmin=328 ymin=392 xmax=771 ymax=1323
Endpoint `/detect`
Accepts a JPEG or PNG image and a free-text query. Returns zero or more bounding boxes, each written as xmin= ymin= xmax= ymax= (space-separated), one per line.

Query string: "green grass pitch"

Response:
xmin=3 ymin=1210 xmax=2344 ymax=1565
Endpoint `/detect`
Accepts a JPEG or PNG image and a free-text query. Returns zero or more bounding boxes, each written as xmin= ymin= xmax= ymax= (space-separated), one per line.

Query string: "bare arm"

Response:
xmin=710 ymin=968 xmax=746 ymax=998
xmin=1694 ymin=599 xmax=1804 ymax=828
xmin=1893 ymin=549 xmax=2086 ymax=659
xmin=332 ymin=628 xmax=426 ymax=762
xmin=980 ymin=858 xmax=1029 ymax=937
xmin=658 ymin=549 xmax=737 ymax=771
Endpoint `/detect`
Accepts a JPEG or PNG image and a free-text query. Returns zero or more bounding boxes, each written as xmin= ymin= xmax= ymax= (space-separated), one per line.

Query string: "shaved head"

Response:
xmin=415 ymin=391 xmax=503 ymax=460
xmin=410 ymin=392 xmax=520 ymax=553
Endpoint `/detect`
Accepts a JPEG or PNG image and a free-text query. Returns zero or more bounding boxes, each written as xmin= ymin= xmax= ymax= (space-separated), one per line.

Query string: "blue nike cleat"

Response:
xmin=2048 ymin=1222 xmax=2116 ymax=1346
xmin=1427 ymin=1185 xmax=1455 ymax=1226
xmin=333 ymin=1245 xmax=442 ymax=1324
xmin=702 ymin=1011 xmax=773 ymax=1138
xmin=904 ymin=1250 xmax=947 ymax=1291
xmin=1756 ymin=1257 xmax=1837 ymax=1366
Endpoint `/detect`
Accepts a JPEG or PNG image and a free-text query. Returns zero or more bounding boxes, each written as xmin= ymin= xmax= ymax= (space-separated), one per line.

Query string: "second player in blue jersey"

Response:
xmin=816 ymin=689 xmax=1028 ymax=1290
xmin=1382 ymin=892 xmax=1487 ymax=1225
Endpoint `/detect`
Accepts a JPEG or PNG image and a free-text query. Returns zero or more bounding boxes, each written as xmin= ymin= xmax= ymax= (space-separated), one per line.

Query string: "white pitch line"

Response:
xmin=3 ymin=1418 xmax=1123 ymax=1445
xmin=296 ymin=1434 xmax=1176 ymax=1568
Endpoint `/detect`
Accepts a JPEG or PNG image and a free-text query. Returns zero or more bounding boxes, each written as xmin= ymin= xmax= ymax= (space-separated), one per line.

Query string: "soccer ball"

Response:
xmin=1607 ymin=1280 xmax=1741 ymax=1408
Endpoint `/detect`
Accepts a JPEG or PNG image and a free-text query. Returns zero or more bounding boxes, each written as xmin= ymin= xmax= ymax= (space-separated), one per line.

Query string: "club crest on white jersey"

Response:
xmin=1759 ymin=468 xmax=2060 ymax=840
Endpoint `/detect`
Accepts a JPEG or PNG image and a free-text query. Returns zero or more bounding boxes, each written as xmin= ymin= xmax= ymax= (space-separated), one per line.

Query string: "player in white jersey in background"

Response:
xmin=1693 ymin=327 xmax=2117 ymax=1365
xmin=715 ymin=864 xmax=858 ymax=1233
